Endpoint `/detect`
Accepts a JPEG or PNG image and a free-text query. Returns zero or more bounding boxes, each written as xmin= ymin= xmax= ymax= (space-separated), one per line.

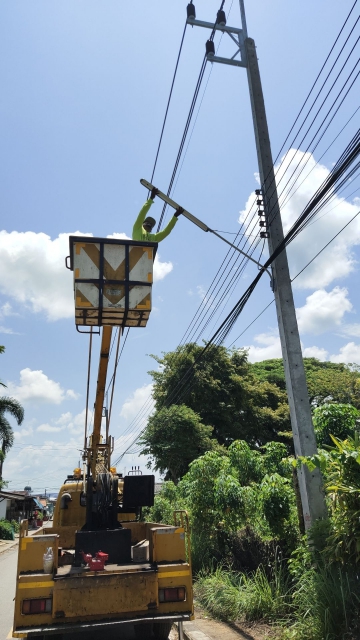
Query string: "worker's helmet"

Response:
xmin=143 ymin=216 xmax=156 ymax=228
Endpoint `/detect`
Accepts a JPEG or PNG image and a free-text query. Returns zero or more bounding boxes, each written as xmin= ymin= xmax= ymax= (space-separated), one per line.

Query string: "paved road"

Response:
xmin=0 ymin=545 xmax=177 ymax=640
xmin=0 ymin=546 xmax=17 ymax=640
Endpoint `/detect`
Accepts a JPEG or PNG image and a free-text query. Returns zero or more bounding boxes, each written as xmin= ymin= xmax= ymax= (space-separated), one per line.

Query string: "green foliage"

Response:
xmin=196 ymin=562 xmax=359 ymax=639
xmin=144 ymin=481 xmax=185 ymax=525
xmin=148 ymin=344 xmax=290 ymax=455
xmin=312 ymin=402 xmax=359 ymax=446
xmin=0 ymin=395 xmax=25 ymax=480
xmin=11 ymin=519 xmax=20 ymax=533
xmin=139 ymin=404 xmax=218 ymax=482
xmin=0 ymin=345 xmax=6 ymax=388
xmin=252 ymin=357 xmax=360 ymax=408
xmin=295 ymin=433 xmax=360 ymax=564
xmin=258 ymin=474 xmax=293 ymax=537
xmin=281 ymin=565 xmax=360 ymax=640
xmin=153 ymin=439 xmax=298 ymax=571
xmin=0 ymin=519 xmax=14 ymax=540
xmin=195 ymin=562 xmax=291 ymax=623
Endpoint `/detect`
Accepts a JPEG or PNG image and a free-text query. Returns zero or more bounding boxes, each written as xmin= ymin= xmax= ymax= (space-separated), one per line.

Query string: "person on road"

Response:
xmin=132 ymin=187 xmax=182 ymax=242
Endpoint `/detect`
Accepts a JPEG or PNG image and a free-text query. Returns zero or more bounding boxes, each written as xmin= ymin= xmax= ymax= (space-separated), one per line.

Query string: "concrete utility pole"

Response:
xmin=187 ymin=1 xmax=327 ymax=527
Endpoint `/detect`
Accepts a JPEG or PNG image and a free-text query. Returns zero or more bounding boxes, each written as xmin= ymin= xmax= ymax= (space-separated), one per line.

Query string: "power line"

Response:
xmin=149 ymin=21 xmax=188 ymax=187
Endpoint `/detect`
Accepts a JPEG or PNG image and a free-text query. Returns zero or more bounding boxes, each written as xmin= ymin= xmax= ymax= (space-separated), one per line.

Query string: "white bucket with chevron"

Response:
xmin=67 ymin=236 xmax=157 ymax=328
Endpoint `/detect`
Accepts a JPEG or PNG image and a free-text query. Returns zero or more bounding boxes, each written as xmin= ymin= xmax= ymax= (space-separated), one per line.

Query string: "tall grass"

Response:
xmin=282 ymin=565 xmax=360 ymax=640
xmin=195 ymin=563 xmax=360 ymax=639
xmin=195 ymin=562 xmax=291 ymax=623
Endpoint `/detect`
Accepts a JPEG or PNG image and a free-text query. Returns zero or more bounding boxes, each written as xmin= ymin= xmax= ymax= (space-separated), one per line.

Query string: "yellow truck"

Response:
xmin=11 ymin=237 xmax=193 ymax=640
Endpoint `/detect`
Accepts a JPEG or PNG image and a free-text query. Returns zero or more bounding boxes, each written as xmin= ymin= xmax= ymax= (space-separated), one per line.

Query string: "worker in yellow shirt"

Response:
xmin=132 ymin=188 xmax=182 ymax=242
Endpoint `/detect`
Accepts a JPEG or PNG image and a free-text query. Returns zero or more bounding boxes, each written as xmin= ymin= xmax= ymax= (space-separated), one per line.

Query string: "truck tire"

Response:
xmin=153 ymin=622 xmax=173 ymax=639
xmin=134 ymin=622 xmax=153 ymax=638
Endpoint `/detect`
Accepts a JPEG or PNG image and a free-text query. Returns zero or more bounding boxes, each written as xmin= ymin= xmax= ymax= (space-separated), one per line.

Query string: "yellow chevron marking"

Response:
xmin=75 ymin=243 xmax=86 ymax=255
xmin=129 ymin=246 xmax=147 ymax=275
xmin=76 ymin=291 xmax=93 ymax=307
xmin=83 ymin=244 xmax=101 ymax=270
xmin=18 ymin=581 xmax=55 ymax=589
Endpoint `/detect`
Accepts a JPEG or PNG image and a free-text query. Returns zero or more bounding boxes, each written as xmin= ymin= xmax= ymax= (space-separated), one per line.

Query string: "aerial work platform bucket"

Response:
xmin=67 ymin=236 xmax=157 ymax=328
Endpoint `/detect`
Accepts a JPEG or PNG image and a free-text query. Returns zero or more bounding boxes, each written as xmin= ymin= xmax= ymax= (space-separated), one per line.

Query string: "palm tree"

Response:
xmin=0 ymin=396 xmax=24 ymax=480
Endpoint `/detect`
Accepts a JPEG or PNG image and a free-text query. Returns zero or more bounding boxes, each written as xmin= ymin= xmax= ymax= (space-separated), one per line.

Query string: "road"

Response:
xmin=0 ymin=546 xmax=178 ymax=640
xmin=0 ymin=546 xmax=17 ymax=640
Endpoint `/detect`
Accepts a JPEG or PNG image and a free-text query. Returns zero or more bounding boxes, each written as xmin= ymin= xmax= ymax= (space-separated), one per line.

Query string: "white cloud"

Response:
xmin=245 ymin=331 xmax=329 ymax=363
xmin=302 ymin=345 xmax=328 ymax=360
xmin=13 ymin=426 xmax=34 ymax=440
xmin=0 ymin=326 xmax=17 ymax=334
xmin=296 ymin=287 xmax=352 ymax=335
xmin=4 ymin=437 xmax=83 ymax=490
xmin=55 ymin=409 xmax=86 ymax=434
xmin=0 ymin=231 xmax=173 ymax=321
xmin=340 ymin=324 xmax=360 ymax=338
xmin=239 ymin=150 xmax=360 ymax=290
xmin=244 ymin=331 xmax=282 ymax=362
xmin=153 ymin=254 xmax=173 ymax=282
xmin=4 ymin=368 xmax=78 ymax=405
xmin=0 ymin=303 xmax=18 ymax=318
xmin=37 ymin=423 xmax=64 ymax=433
xmin=329 ymin=342 xmax=360 ymax=365
xmin=120 ymin=383 xmax=153 ymax=421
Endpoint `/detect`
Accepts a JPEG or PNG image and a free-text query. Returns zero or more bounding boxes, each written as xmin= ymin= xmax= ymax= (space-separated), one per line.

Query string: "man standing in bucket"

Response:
xmin=132 ymin=187 xmax=182 ymax=242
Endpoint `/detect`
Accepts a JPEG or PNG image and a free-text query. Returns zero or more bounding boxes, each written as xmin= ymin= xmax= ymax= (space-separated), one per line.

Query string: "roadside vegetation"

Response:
xmin=142 ymin=345 xmax=360 ymax=640
xmin=0 ymin=344 xmax=25 ymax=490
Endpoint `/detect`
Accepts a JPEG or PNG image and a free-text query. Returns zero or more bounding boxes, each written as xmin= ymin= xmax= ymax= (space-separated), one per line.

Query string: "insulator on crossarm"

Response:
xmin=255 ymin=189 xmax=262 ymax=195
xmin=256 ymin=199 xmax=263 ymax=206
xmin=216 ymin=10 xmax=226 ymax=26
xmin=258 ymin=209 xmax=265 ymax=216
xmin=206 ymin=40 xmax=215 ymax=57
xmin=260 ymin=231 xmax=269 ymax=239
xmin=187 ymin=3 xmax=196 ymax=20
xmin=259 ymin=220 xmax=267 ymax=228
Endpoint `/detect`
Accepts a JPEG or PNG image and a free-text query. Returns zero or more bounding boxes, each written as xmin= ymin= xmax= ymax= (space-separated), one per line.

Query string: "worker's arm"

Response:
xmin=132 ymin=199 xmax=154 ymax=240
xmin=151 ymin=215 xmax=178 ymax=242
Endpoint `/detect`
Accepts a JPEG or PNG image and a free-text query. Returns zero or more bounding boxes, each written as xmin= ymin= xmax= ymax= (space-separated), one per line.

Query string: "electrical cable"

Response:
xmin=271 ymin=0 xmax=359 ymax=168
xmin=115 ymin=6 xmax=360 ymax=462
xmin=149 ymin=21 xmax=188 ymax=188
xmin=262 ymin=10 xmax=360 ymax=230
xmin=156 ymin=0 xmax=226 ymax=231
xmin=83 ymin=327 xmax=93 ymax=451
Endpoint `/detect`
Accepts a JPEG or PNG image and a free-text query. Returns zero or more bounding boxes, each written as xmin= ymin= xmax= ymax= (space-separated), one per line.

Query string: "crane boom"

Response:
xmin=89 ymin=325 xmax=113 ymax=479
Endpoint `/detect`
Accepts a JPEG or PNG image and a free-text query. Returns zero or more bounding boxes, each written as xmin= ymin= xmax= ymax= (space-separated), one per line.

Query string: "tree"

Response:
xmin=148 ymin=344 xmax=290 ymax=451
xmin=251 ymin=358 xmax=360 ymax=407
xmin=0 ymin=396 xmax=24 ymax=480
xmin=0 ymin=344 xmax=6 ymax=388
xmin=139 ymin=404 xmax=218 ymax=482
xmin=297 ymin=433 xmax=360 ymax=564
xmin=313 ymin=403 xmax=359 ymax=447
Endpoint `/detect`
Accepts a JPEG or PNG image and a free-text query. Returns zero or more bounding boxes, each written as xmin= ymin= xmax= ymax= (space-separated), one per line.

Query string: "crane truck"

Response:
xmin=11 ymin=236 xmax=193 ymax=640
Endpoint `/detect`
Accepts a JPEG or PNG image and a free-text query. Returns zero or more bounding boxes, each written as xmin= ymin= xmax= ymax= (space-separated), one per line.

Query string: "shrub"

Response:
xmin=0 ymin=519 xmax=14 ymax=540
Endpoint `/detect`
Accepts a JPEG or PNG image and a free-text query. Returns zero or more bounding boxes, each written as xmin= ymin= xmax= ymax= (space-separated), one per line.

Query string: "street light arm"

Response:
xmin=140 ymin=179 xmax=272 ymax=281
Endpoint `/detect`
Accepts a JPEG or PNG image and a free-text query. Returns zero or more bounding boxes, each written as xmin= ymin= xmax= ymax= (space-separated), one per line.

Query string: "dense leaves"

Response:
xmin=252 ymin=358 xmax=360 ymax=407
xmin=312 ymin=402 xmax=359 ymax=446
xmin=139 ymin=404 xmax=218 ymax=482
xmin=148 ymin=344 xmax=290 ymax=452
xmin=296 ymin=433 xmax=360 ymax=564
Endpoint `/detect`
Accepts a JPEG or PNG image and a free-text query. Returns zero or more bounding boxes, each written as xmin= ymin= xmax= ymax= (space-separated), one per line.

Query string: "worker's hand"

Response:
xmin=174 ymin=207 xmax=184 ymax=218
xmin=150 ymin=187 xmax=159 ymax=200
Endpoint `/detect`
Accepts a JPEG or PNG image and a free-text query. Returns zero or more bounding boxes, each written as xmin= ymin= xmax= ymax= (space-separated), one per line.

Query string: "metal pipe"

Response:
xmin=239 ymin=0 xmax=248 ymax=38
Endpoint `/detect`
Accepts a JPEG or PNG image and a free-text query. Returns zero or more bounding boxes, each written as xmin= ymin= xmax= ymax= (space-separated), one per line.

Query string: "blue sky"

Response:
xmin=0 ymin=0 xmax=359 ymax=493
